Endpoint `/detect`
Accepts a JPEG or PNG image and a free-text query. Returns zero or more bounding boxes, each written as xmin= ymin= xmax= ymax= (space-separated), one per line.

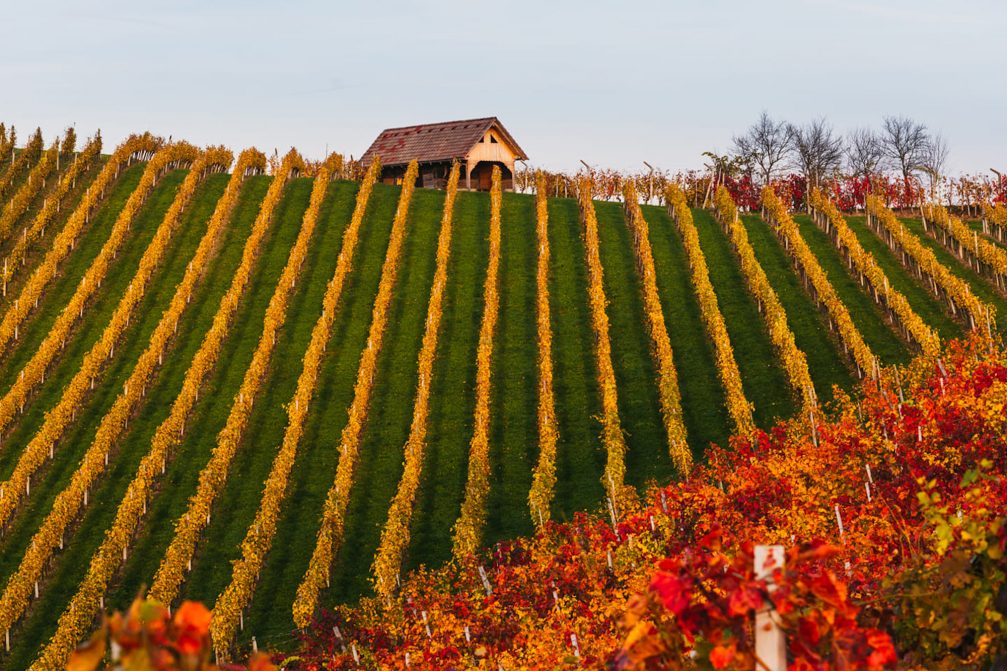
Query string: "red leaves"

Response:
xmin=709 ymin=644 xmax=735 ymax=669
xmin=174 ymin=601 xmax=212 ymax=655
xmin=650 ymin=570 xmax=691 ymax=618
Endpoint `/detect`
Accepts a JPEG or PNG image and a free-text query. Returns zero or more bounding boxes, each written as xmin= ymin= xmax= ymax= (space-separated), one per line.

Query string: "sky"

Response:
xmin=2 ymin=0 xmax=1004 ymax=175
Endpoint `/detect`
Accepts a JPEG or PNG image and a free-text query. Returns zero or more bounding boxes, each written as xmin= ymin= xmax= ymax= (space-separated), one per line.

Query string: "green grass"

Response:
xmin=0 ymin=170 xmax=202 ymax=593
xmin=741 ymin=215 xmax=853 ymax=400
xmin=326 ymin=187 xmax=444 ymax=602
xmin=105 ymin=175 xmax=307 ymax=607
xmin=238 ymin=182 xmax=396 ymax=647
xmin=0 ymin=166 xmax=181 ymax=478
xmin=791 ymin=214 xmax=910 ymax=365
xmin=0 ymin=172 xmax=247 ymax=670
xmin=641 ymin=205 xmax=731 ymax=454
xmin=896 ymin=217 xmax=1007 ymax=332
xmin=484 ymin=192 xmax=539 ymax=542
xmin=407 ymin=191 xmax=487 ymax=566
xmin=690 ymin=209 xmax=795 ymax=426
xmin=181 ymin=180 xmax=367 ymax=622
xmin=843 ymin=216 xmax=961 ymax=341
xmin=0 ymin=162 xmax=145 ymax=390
xmin=594 ymin=201 xmax=673 ymax=486
xmin=546 ymin=198 xmax=606 ymax=517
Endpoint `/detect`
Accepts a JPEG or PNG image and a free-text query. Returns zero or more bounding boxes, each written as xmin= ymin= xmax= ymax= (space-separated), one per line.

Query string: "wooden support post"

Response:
xmin=754 ymin=545 xmax=786 ymax=671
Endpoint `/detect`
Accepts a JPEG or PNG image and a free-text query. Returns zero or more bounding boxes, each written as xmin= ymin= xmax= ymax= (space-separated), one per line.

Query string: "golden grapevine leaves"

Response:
xmin=0 ymin=142 xmax=200 ymax=533
xmin=293 ymin=159 xmax=415 ymax=629
xmin=623 ymin=183 xmax=691 ymax=475
xmin=0 ymin=147 xmax=236 ymax=660
xmin=712 ymin=186 xmax=817 ymax=413
xmin=865 ymin=195 xmax=993 ymax=332
xmin=210 ymin=158 xmax=348 ymax=658
xmin=922 ymin=202 xmax=1007 ymax=289
xmin=0 ymin=128 xmax=44 ymax=202
xmin=0 ymin=133 xmax=160 ymax=360
xmin=147 ymin=149 xmax=309 ymax=607
xmin=452 ymin=166 xmax=504 ymax=558
xmin=808 ymin=188 xmax=940 ymax=357
xmin=371 ymin=162 xmax=461 ymax=596
xmin=981 ymin=202 xmax=1007 ymax=241
xmin=667 ymin=184 xmax=755 ymax=437
xmin=528 ymin=171 xmax=559 ymax=526
xmin=1 ymin=133 xmax=102 ymax=295
xmin=763 ymin=186 xmax=877 ymax=377
xmin=0 ymin=139 xmax=58 ymax=241
xmin=577 ymin=177 xmax=633 ymax=509
xmin=31 ymin=149 xmax=268 ymax=671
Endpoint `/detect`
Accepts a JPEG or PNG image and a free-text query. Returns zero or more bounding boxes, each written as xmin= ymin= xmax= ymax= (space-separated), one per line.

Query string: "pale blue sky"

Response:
xmin=2 ymin=0 xmax=1003 ymax=174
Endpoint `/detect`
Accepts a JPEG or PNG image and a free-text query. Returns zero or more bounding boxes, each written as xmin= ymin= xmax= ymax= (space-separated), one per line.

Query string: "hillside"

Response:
xmin=0 ymin=139 xmax=1003 ymax=668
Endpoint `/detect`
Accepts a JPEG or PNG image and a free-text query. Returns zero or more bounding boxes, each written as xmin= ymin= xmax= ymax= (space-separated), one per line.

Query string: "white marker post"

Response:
xmin=754 ymin=545 xmax=786 ymax=671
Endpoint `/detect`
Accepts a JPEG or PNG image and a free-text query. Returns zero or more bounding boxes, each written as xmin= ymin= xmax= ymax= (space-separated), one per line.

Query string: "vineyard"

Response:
xmin=2 ymin=126 xmax=1006 ymax=669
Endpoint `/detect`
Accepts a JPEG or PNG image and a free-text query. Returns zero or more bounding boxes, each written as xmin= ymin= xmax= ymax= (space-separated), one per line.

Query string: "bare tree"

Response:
xmin=733 ymin=111 xmax=791 ymax=186
xmin=919 ymin=133 xmax=949 ymax=202
xmin=880 ymin=115 xmax=929 ymax=184
xmin=846 ymin=127 xmax=885 ymax=181
xmin=787 ymin=118 xmax=844 ymax=193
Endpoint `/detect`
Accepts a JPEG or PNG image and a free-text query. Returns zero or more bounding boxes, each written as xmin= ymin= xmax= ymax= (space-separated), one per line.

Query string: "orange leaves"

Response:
xmin=373 ymin=162 xmax=460 ymax=596
xmin=577 ymin=177 xmax=632 ymax=508
xmin=623 ymin=182 xmax=691 ymax=475
xmin=668 ymin=183 xmax=755 ymax=437
xmin=528 ymin=171 xmax=560 ymax=525
xmin=866 ymin=195 xmax=992 ymax=332
xmin=763 ymin=186 xmax=877 ymax=377
xmin=809 ymin=188 xmax=939 ymax=357
xmin=713 ymin=185 xmax=816 ymax=414
xmin=453 ymin=165 xmax=503 ymax=558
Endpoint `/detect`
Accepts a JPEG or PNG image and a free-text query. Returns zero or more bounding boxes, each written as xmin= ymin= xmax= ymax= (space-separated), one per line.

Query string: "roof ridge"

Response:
xmin=377 ymin=117 xmax=497 ymax=132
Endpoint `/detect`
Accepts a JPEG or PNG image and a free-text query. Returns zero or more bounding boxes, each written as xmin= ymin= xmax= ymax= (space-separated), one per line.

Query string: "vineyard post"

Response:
xmin=753 ymin=545 xmax=786 ymax=671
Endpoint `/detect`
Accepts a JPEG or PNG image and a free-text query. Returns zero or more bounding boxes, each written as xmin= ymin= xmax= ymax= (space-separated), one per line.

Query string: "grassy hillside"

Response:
xmin=3 ymin=170 xmax=968 ymax=666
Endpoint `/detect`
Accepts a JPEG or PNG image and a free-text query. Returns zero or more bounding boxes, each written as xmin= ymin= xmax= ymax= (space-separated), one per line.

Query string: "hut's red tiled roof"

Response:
xmin=360 ymin=117 xmax=527 ymax=167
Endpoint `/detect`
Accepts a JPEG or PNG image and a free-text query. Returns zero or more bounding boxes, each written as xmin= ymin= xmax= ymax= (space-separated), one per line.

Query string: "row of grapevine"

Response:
xmin=293 ymin=160 xmax=419 ymax=629
xmin=666 ymin=185 xmax=755 ymax=436
xmin=452 ymin=166 xmax=503 ymax=557
xmin=922 ymin=202 xmax=1007 ymax=291
xmin=1 ymin=134 xmax=100 ymax=296
xmin=146 ymin=150 xmax=312 ymax=607
xmin=30 ymin=149 xmax=272 ymax=670
xmin=0 ymin=133 xmax=161 ymax=365
xmin=0 ymin=142 xmax=204 ymax=529
xmin=576 ymin=177 xmax=631 ymax=510
xmin=371 ymin=162 xmax=461 ymax=596
xmin=0 ymin=125 xmax=13 ymax=168
xmin=808 ymin=188 xmax=940 ymax=356
xmin=981 ymin=202 xmax=1007 ymax=242
xmin=0 ymin=139 xmax=58 ymax=241
xmin=0 ymin=129 xmax=44 ymax=204
xmin=762 ymin=187 xmax=877 ymax=377
xmin=711 ymin=186 xmax=817 ymax=413
xmin=527 ymin=172 xmax=559 ymax=526
xmin=209 ymin=158 xmax=354 ymax=657
xmin=622 ymin=183 xmax=691 ymax=474
xmin=0 ymin=147 xmax=238 ymax=655
xmin=865 ymin=195 xmax=992 ymax=331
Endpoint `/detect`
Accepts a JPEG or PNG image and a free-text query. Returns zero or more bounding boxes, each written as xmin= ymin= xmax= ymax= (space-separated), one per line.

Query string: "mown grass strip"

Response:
xmin=692 ymin=208 xmax=794 ymax=426
xmin=740 ymin=215 xmax=852 ymax=401
xmin=640 ymin=204 xmax=731 ymax=456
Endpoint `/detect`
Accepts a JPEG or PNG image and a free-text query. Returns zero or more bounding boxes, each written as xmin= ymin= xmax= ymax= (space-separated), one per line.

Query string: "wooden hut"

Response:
xmin=360 ymin=117 xmax=528 ymax=191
